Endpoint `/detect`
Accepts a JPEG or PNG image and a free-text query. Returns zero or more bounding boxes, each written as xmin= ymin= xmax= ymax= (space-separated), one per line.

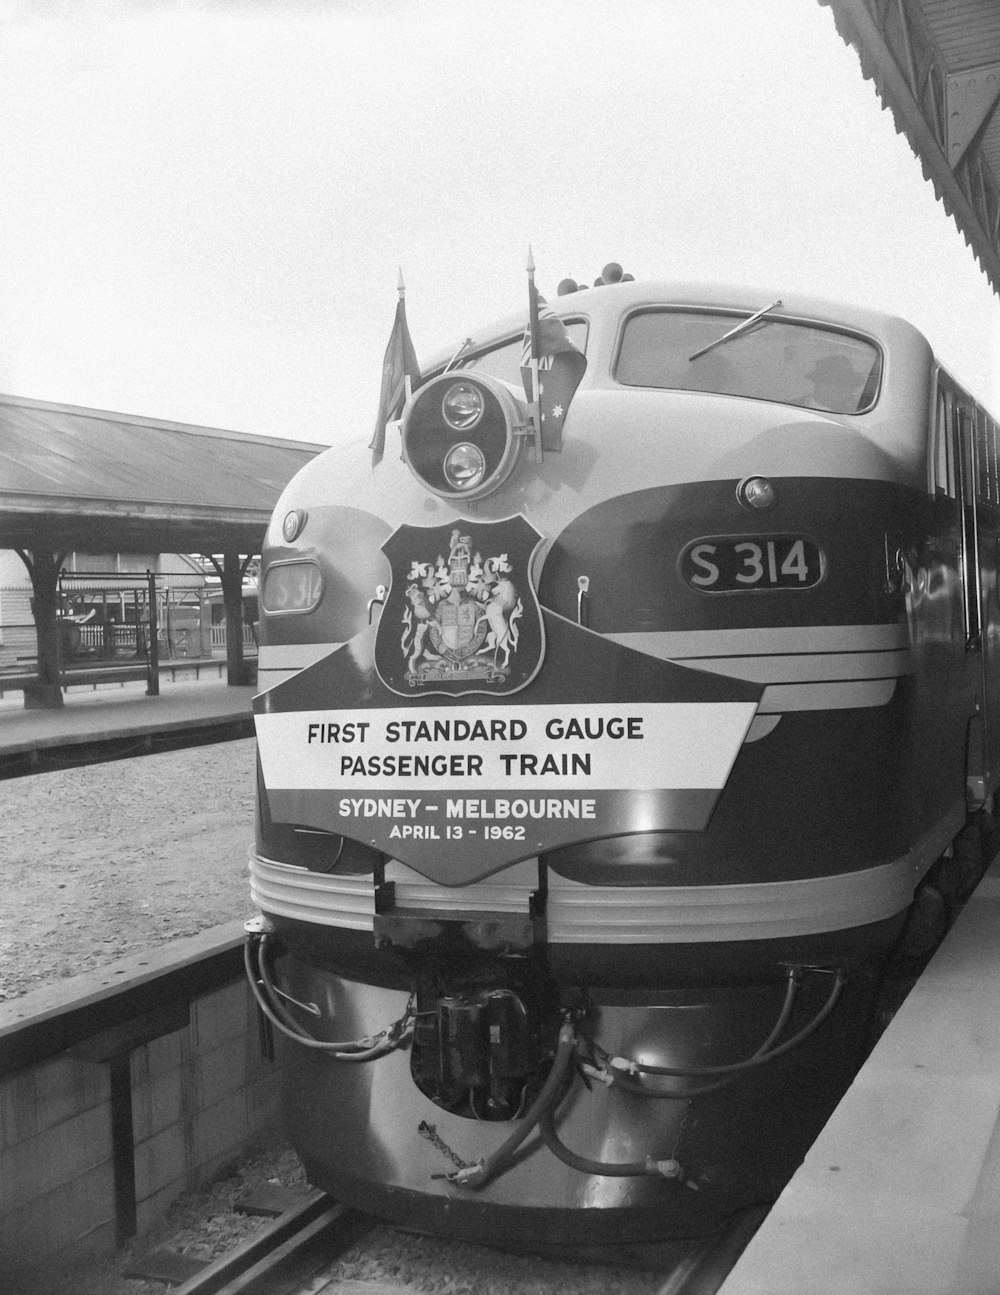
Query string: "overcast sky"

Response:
xmin=1 ymin=0 xmax=998 ymax=446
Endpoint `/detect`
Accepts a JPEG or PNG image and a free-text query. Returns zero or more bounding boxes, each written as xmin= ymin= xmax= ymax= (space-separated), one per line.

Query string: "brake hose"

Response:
xmin=540 ymin=971 xmax=843 ymax=1178
xmin=244 ymin=931 xmax=412 ymax=1060
xmin=538 ymin=1108 xmax=686 ymax=1181
xmin=448 ymin=1019 xmax=578 ymax=1188
xmin=604 ymin=968 xmax=845 ymax=1098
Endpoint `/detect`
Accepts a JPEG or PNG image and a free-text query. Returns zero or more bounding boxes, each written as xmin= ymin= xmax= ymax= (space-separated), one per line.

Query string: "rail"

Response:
xmin=161 ymin=1191 xmax=371 ymax=1295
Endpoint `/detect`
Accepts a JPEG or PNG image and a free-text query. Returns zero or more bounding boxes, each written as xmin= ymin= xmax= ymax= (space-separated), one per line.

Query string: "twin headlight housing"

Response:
xmin=262 ymin=374 xmax=529 ymax=616
xmin=402 ymin=373 xmax=528 ymax=501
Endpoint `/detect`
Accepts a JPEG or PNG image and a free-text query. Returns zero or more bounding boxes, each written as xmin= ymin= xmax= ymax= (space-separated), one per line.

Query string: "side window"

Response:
xmin=934 ymin=387 xmax=955 ymax=497
xmin=975 ymin=411 xmax=989 ymax=504
xmin=956 ymin=404 xmax=982 ymax=649
xmin=960 ymin=407 xmax=978 ymax=502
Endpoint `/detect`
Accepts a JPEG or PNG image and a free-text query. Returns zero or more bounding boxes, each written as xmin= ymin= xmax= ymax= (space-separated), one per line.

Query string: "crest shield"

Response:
xmin=375 ymin=515 xmax=545 ymax=697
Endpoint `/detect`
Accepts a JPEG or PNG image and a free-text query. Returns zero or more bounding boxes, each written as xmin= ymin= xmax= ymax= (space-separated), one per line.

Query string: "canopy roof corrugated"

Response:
xmin=822 ymin=0 xmax=1000 ymax=297
xmin=0 ymin=393 xmax=325 ymax=555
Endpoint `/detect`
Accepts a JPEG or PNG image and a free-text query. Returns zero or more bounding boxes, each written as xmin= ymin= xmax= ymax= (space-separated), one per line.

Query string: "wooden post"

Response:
xmin=221 ymin=550 xmax=243 ymax=685
xmin=146 ymin=570 xmax=160 ymax=696
xmin=16 ymin=548 xmax=64 ymax=708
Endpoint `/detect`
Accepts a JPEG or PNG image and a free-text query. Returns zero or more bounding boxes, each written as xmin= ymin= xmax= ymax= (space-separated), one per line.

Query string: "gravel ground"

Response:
xmin=0 ymin=737 xmax=258 ymax=1001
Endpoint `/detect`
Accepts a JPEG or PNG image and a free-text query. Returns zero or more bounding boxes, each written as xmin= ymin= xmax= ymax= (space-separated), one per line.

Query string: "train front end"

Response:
xmin=247 ymin=279 xmax=938 ymax=1247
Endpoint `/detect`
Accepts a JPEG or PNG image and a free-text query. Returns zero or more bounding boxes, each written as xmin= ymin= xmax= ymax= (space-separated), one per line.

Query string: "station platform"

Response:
xmin=0 ymin=675 xmax=257 ymax=770
xmin=719 ymin=855 xmax=1000 ymax=1295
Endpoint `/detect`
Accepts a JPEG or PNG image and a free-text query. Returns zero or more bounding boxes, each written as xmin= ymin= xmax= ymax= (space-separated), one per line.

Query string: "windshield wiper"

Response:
xmin=688 ymin=299 xmax=783 ymax=362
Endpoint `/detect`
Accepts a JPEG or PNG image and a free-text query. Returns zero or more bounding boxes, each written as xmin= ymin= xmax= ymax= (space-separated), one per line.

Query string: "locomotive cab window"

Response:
xmin=458 ymin=319 xmax=589 ymax=387
xmin=614 ymin=309 xmax=882 ymax=414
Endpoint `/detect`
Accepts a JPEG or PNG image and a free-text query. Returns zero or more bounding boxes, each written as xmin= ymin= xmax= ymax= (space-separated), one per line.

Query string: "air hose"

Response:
xmin=538 ymin=1108 xmax=687 ymax=1181
xmin=539 ymin=969 xmax=843 ymax=1179
xmin=447 ymin=1019 xmax=578 ymax=1189
xmin=244 ymin=928 xmax=412 ymax=1060
xmin=602 ymin=967 xmax=845 ymax=1099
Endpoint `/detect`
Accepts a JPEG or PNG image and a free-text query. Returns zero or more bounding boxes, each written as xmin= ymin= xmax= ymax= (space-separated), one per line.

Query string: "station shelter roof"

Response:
xmin=0 ymin=393 xmax=325 ymax=557
xmin=822 ymin=0 xmax=1000 ymax=297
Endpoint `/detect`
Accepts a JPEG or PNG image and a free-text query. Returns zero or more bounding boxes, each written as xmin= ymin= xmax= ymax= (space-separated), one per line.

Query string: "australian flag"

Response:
xmin=519 ymin=284 xmax=587 ymax=451
xmin=369 ymin=295 xmax=421 ymax=469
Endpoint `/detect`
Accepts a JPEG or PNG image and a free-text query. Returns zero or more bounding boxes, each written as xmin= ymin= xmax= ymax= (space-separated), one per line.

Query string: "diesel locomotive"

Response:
xmin=246 ymin=271 xmax=999 ymax=1248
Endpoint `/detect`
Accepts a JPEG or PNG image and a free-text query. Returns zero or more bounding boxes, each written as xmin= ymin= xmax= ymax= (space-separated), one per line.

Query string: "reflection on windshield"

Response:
xmin=617 ymin=310 xmax=882 ymax=414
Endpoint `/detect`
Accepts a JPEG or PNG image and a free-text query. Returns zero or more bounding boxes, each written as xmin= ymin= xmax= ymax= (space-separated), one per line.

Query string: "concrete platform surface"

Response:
xmin=0 ymin=677 xmax=256 ymax=756
xmin=719 ymin=858 xmax=1000 ymax=1295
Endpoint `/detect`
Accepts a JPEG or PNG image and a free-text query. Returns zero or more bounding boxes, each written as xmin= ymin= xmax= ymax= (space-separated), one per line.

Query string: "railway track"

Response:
xmin=136 ymin=1188 xmax=374 ymax=1295
xmin=120 ymin=1183 xmax=764 ymax=1295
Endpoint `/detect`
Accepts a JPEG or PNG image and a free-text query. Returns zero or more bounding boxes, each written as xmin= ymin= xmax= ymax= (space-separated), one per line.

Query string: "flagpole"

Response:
xmin=526 ymin=247 xmax=542 ymax=462
xmin=399 ymin=267 xmax=413 ymax=402
xmin=370 ymin=269 xmax=421 ymax=469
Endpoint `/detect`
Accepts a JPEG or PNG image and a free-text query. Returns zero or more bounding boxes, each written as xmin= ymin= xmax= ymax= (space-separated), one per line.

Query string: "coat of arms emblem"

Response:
xmin=375 ymin=516 xmax=545 ymax=696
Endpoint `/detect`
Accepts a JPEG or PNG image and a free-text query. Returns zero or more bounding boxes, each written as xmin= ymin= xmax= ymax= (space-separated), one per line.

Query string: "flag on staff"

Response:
xmin=520 ymin=254 xmax=586 ymax=453
xmin=369 ymin=273 xmax=421 ymax=469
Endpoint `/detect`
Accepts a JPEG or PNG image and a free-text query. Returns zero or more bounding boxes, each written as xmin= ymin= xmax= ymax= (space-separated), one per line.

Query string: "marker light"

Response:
xmin=442 ymin=382 xmax=485 ymax=431
xmin=282 ymin=509 xmax=307 ymax=542
xmin=443 ymin=442 xmax=487 ymax=491
xmin=261 ymin=560 xmax=322 ymax=614
xmin=737 ymin=476 xmax=778 ymax=510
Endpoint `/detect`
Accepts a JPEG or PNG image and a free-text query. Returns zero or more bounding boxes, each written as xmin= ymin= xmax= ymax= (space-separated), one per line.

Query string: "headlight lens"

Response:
xmin=441 ymin=381 xmax=485 ymax=431
xmin=402 ymin=372 xmax=523 ymax=500
xmin=261 ymin=561 xmax=322 ymax=613
xmin=443 ymin=442 xmax=487 ymax=491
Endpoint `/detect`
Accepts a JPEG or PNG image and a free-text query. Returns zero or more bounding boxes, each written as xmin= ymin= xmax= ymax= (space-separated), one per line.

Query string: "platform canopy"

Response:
xmin=0 ymin=392 xmax=326 ymax=703
xmin=0 ymin=392 xmax=325 ymax=556
xmin=822 ymin=0 xmax=1000 ymax=297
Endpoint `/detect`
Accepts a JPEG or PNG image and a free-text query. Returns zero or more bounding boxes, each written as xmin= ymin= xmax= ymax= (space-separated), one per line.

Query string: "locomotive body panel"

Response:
xmin=247 ymin=279 xmax=996 ymax=1245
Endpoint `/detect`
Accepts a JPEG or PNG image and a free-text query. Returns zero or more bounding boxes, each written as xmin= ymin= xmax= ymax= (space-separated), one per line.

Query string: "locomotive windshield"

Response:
xmin=615 ymin=308 xmax=882 ymax=414
xmin=458 ymin=319 xmax=589 ymax=386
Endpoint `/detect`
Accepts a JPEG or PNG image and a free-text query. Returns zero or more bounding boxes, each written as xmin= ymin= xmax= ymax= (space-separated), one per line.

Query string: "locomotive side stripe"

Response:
xmin=257 ymin=642 xmax=341 ymax=691
xmin=649 ymin=649 xmax=910 ymax=684
xmin=607 ymin=628 xmax=910 ymax=712
xmin=249 ymin=803 xmax=960 ymax=941
xmin=257 ymin=625 xmax=902 ymax=705
xmin=608 ymin=625 xmax=910 ymax=655
xmin=756 ymin=679 xmax=897 ymax=713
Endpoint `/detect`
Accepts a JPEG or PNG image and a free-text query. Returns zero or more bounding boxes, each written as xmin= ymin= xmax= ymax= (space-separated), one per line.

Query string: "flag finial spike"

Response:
xmin=397 ymin=267 xmax=405 ymax=297
xmin=526 ymin=246 xmax=535 ymax=276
